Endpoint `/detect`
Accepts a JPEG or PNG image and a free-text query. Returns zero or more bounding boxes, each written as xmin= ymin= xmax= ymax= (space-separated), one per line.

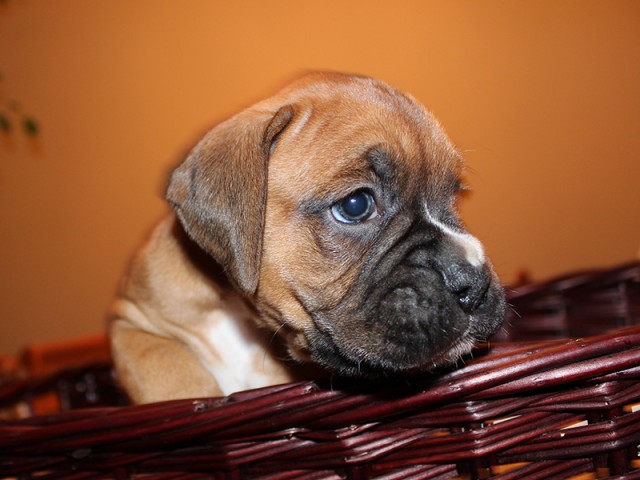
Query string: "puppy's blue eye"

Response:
xmin=331 ymin=190 xmax=377 ymax=224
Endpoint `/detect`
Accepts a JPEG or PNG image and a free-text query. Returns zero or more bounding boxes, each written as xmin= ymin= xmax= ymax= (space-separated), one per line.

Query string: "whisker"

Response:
xmin=262 ymin=322 xmax=288 ymax=370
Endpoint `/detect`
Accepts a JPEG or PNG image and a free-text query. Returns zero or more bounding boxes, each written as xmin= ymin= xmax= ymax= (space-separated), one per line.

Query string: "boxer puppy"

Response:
xmin=108 ymin=72 xmax=505 ymax=404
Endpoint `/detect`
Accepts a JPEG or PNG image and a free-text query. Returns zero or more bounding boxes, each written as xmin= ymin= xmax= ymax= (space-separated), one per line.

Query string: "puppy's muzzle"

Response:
xmin=406 ymin=247 xmax=493 ymax=314
xmin=307 ymin=233 xmax=505 ymax=376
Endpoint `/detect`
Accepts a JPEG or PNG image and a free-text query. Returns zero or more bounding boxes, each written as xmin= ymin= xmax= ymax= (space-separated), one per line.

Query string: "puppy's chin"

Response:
xmin=304 ymin=326 xmax=478 ymax=378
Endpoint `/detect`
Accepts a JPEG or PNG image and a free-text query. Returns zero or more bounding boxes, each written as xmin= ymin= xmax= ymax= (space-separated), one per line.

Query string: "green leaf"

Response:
xmin=0 ymin=114 xmax=10 ymax=132
xmin=23 ymin=117 xmax=38 ymax=137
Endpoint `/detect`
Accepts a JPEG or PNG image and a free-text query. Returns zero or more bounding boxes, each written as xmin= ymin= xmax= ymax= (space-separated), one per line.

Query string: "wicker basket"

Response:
xmin=1 ymin=262 xmax=639 ymax=479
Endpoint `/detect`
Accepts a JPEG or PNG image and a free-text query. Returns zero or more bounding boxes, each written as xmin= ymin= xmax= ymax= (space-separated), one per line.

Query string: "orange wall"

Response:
xmin=1 ymin=1 xmax=639 ymax=354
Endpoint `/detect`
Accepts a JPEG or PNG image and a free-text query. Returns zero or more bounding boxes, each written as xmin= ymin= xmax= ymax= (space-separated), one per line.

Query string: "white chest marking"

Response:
xmin=197 ymin=311 xmax=276 ymax=396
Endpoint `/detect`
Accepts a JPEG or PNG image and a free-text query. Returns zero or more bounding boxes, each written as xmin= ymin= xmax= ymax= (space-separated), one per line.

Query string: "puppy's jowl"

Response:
xmin=109 ymin=72 xmax=506 ymax=403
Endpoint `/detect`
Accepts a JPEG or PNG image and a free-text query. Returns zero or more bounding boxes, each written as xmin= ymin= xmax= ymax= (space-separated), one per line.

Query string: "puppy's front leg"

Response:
xmin=109 ymin=318 xmax=223 ymax=404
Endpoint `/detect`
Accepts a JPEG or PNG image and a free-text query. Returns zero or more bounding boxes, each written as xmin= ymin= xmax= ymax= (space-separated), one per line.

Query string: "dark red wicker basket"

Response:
xmin=1 ymin=262 xmax=639 ymax=479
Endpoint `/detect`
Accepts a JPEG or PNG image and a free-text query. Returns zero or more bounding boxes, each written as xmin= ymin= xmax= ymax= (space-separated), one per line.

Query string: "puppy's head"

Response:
xmin=167 ymin=72 xmax=505 ymax=377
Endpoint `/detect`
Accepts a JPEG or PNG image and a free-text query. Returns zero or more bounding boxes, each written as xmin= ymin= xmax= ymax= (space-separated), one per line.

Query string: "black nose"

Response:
xmin=439 ymin=262 xmax=491 ymax=313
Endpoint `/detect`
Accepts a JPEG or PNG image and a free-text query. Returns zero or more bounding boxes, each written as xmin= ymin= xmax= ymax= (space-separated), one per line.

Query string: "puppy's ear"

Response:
xmin=166 ymin=105 xmax=294 ymax=294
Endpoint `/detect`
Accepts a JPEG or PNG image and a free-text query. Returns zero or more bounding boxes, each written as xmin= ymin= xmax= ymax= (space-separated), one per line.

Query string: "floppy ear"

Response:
xmin=166 ymin=105 xmax=294 ymax=294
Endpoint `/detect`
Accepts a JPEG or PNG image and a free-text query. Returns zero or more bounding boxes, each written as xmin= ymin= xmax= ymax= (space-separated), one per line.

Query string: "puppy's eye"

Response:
xmin=331 ymin=189 xmax=377 ymax=224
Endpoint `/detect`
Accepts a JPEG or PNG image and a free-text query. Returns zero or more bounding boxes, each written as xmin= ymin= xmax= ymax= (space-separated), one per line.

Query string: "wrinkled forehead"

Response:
xmin=275 ymin=74 xmax=452 ymax=142
xmin=267 ymin=75 xmax=464 ymax=196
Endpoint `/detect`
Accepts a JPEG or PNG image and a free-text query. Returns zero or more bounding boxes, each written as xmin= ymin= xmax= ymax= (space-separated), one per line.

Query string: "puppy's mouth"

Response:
xmin=303 ymin=265 xmax=505 ymax=377
xmin=306 ymin=325 xmax=479 ymax=377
